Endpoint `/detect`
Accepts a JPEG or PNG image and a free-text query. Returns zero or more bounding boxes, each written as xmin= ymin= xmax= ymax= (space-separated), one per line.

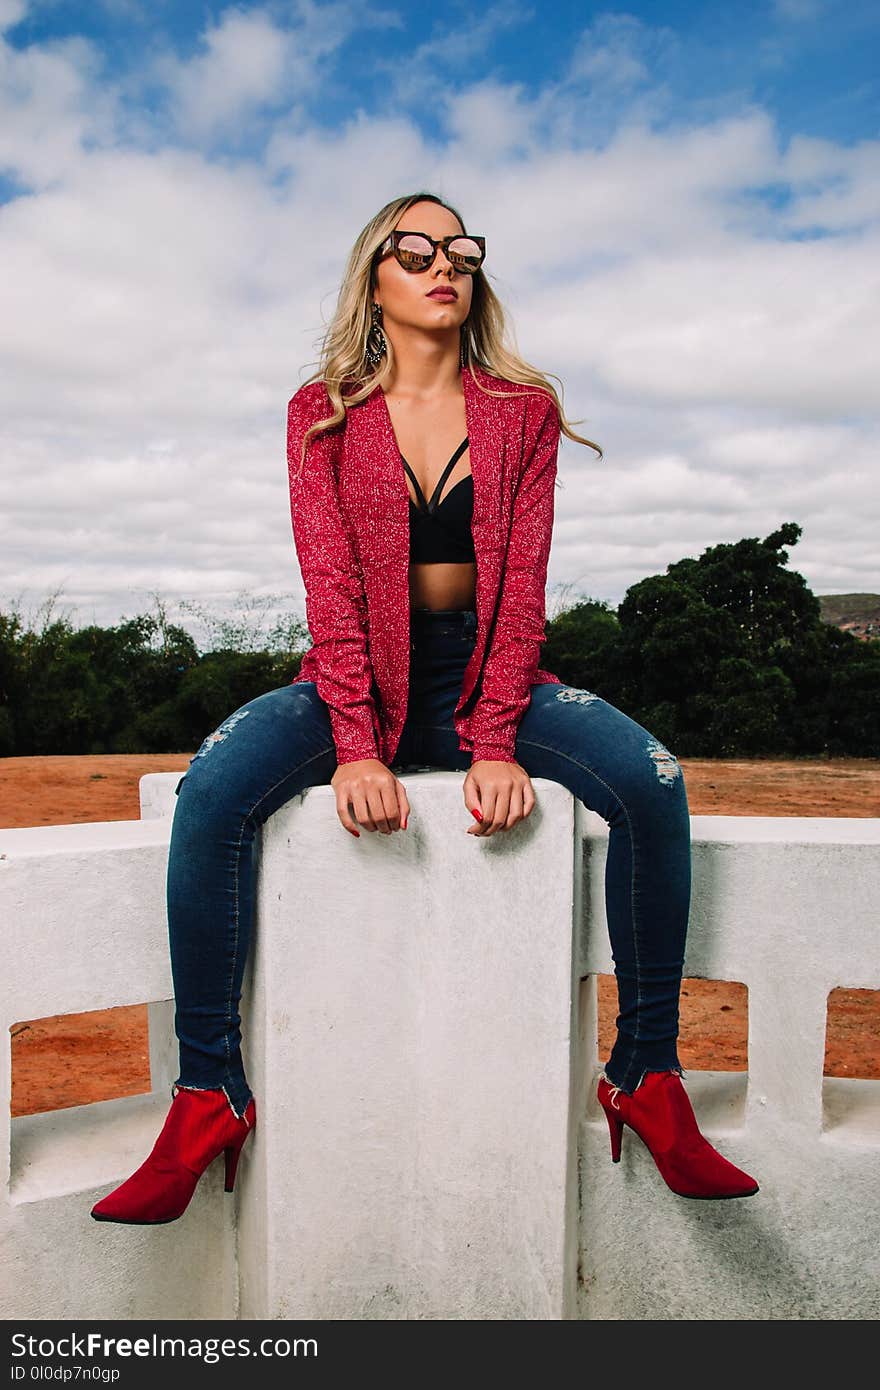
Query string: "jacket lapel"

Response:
xmin=462 ymin=363 xmax=500 ymax=539
xmin=365 ymin=365 xmax=499 ymax=514
xmin=348 ymin=363 xmax=504 ymax=556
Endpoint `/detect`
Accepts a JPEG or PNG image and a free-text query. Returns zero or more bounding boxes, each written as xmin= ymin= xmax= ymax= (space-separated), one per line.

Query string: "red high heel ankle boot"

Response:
xmin=90 ymin=1086 xmax=257 ymax=1225
xmin=597 ymin=1070 xmax=759 ymax=1200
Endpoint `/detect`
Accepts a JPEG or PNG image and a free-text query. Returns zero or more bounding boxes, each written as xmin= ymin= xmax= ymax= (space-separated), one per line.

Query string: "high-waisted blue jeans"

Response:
xmin=167 ymin=607 xmax=690 ymax=1118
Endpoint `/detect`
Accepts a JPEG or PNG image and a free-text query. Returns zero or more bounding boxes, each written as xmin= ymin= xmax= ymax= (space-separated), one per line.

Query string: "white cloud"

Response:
xmin=535 ymin=236 xmax=878 ymax=414
xmin=780 ymin=134 xmax=880 ymax=230
xmin=152 ymin=7 xmax=293 ymax=142
xmin=375 ymin=1 xmax=532 ymax=108
xmin=567 ymin=11 xmax=670 ymax=90
xmin=773 ymin=0 xmax=825 ymax=21
xmin=0 ymin=28 xmax=119 ymax=186
xmin=0 ymin=0 xmax=28 ymax=35
xmin=0 ymin=9 xmax=878 ymax=631
xmin=444 ymin=80 xmax=535 ymax=160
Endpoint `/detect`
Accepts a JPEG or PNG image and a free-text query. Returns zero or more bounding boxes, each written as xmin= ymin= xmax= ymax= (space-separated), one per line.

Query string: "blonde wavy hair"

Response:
xmin=294 ymin=190 xmax=603 ymax=471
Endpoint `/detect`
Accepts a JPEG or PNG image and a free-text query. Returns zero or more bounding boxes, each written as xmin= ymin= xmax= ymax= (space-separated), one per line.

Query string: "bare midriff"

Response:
xmin=408 ymin=561 xmax=477 ymax=613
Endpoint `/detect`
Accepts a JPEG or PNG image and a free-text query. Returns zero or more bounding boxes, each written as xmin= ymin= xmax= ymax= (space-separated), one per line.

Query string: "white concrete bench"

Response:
xmin=1 ymin=773 xmax=878 ymax=1320
xmin=2 ymin=771 xmax=579 ymax=1320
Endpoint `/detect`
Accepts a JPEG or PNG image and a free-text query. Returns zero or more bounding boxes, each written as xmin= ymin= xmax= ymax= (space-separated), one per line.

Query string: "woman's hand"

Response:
xmin=331 ymin=759 xmax=410 ymax=838
xmin=463 ymin=760 xmax=536 ymax=837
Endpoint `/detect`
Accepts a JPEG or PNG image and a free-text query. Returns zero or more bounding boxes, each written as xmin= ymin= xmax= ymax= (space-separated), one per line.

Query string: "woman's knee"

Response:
xmin=612 ymin=730 xmax=688 ymax=807
xmin=606 ymin=739 xmax=689 ymax=822
xmin=174 ymin=682 xmax=335 ymax=821
xmin=174 ymin=688 xmax=298 ymax=797
xmin=524 ymin=684 xmax=688 ymax=806
xmin=641 ymin=734 xmax=686 ymax=789
xmin=187 ymin=705 xmax=257 ymax=768
xmin=188 ymin=685 xmax=327 ymax=766
xmin=172 ymin=753 xmax=244 ymax=834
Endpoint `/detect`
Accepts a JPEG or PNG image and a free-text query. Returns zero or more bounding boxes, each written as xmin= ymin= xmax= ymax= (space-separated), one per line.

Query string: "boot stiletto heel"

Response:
xmin=90 ymin=1086 xmax=256 ymax=1225
xmin=603 ymin=1105 xmax=624 ymax=1163
xmin=224 ymin=1141 xmax=245 ymax=1193
xmin=597 ymin=1070 xmax=759 ymax=1200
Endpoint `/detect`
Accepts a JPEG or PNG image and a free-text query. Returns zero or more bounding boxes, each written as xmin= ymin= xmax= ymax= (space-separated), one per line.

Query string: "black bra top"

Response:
xmin=402 ymin=436 xmax=476 ymax=564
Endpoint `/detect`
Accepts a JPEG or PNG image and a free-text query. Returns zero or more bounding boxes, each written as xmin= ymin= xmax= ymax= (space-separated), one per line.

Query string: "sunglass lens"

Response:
xmin=396 ymin=234 xmax=434 ymax=269
xmin=447 ymin=237 xmax=483 ymax=272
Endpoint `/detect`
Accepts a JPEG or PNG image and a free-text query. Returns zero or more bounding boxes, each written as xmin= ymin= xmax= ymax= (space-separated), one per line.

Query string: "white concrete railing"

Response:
xmin=1 ymin=773 xmax=878 ymax=1320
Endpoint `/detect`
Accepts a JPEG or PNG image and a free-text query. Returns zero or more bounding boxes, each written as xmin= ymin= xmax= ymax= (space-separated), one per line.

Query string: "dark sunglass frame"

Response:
xmin=376 ymin=230 xmax=486 ymax=274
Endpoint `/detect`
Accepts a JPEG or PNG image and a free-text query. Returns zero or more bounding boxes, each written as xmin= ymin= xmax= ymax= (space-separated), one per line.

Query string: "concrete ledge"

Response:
xmin=0 ymin=819 xmax=173 ymax=1020
xmin=3 ymin=771 xmax=580 ymax=1320
xmin=575 ymin=811 xmax=880 ymax=1320
xmin=2 ymin=775 xmax=879 ymax=1320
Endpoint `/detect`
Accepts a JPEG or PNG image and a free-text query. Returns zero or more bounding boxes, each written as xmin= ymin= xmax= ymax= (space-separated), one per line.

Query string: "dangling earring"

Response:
xmin=365 ymin=302 xmax=387 ymax=368
xmin=459 ymin=324 xmax=469 ymax=368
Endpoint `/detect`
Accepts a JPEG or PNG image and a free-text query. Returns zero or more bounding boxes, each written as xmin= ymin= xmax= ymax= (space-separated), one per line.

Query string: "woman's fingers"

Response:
xmin=478 ymin=785 xmax=509 ymax=836
xmin=350 ymin=783 xmax=397 ymax=834
xmin=465 ymin=762 xmax=534 ymax=836
xmin=334 ymin=787 xmax=362 ymax=837
xmin=334 ymin=760 xmax=534 ymax=840
xmin=331 ymin=759 xmax=410 ymax=836
xmin=372 ymin=780 xmax=402 ymax=835
xmin=350 ymin=786 xmax=378 ymax=833
xmin=505 ymin=782 xmax=524 ymax=831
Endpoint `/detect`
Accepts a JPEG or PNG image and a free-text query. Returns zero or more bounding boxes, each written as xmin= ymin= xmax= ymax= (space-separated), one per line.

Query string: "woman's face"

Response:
xmin=373 ymin=200 xmax=474 ymax=338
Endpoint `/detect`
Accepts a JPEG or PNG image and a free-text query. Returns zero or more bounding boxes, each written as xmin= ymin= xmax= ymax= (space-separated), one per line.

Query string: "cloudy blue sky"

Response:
xmin=1 ymin=0 xmax=878 ymax=642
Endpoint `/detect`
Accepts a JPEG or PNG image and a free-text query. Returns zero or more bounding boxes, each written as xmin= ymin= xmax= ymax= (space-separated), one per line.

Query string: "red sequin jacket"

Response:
xmin=286 ymin=362 xmax=563 ymax=767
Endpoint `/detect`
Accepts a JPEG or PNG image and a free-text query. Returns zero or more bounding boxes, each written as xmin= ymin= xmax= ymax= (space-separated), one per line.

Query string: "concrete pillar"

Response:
xmin=237 ymin=771 xmax=580 ymax=1319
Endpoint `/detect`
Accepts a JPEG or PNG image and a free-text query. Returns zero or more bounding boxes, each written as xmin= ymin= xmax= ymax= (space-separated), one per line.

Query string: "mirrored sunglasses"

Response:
xmin=377 ymin=230 xmax=486 ymax=275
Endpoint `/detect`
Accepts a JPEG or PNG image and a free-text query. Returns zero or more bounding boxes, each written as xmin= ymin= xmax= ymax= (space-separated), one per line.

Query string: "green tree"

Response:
xmin=543 ymin=597 xmax=620 ymax=693
xmin=3 ymin=535 xmax=877 ymax=759
xmin=608 ymin=523 xmax=878 ymax=756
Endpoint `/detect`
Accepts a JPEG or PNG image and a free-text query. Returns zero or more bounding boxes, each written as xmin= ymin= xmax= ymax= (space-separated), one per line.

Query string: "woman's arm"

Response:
xmin=468 ymin=393 xmax=561 ymax=765
xmin=287 ymin=387 xmax=383 ymax=765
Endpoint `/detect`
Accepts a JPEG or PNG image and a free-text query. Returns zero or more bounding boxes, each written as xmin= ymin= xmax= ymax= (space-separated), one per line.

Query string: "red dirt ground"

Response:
xmin=4 ymin=754 xmax=879 ymax=1117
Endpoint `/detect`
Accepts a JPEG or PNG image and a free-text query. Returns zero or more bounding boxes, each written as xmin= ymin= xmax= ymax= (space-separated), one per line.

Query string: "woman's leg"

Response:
xmin=167 ymin=681 xmax=338 ymax=1118
xmin=515 ymin=684 xmax=691 ymax=1093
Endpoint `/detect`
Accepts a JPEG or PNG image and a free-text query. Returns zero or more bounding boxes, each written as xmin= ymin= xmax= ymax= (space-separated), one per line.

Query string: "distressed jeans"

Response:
xmin=167 ymin=607 xmax=690 ymax=1118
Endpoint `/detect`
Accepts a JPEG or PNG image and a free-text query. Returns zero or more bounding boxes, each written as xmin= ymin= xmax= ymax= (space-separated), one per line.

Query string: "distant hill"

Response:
xmin=817 ymin=593 xmax=880 ymax=641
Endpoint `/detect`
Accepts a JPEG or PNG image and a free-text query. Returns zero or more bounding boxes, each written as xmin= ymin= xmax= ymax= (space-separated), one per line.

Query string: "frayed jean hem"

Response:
xmin=602 ymin=1038 xmax=684 ymax=1096
xmin=172 ymin=1076 xmax=254 ymax=1123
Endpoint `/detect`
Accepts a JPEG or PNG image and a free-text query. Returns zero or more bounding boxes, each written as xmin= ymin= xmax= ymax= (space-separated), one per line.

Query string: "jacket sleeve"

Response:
xmin=468 ymin=393 xmax=561 ymax=765
xmin=287 ymin=388 xmax=383 ymax=765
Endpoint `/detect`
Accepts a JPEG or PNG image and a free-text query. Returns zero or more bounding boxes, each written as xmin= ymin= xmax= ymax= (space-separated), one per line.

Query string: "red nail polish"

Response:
xmin=350 ymin=829 xmax=360 ymax=837
xmin=472 ymin=807 xmax=483 ymax=821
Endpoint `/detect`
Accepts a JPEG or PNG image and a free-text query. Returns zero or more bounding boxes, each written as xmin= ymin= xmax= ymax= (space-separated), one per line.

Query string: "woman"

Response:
xmin=90 ymin=191 xmax=758 ymax=1225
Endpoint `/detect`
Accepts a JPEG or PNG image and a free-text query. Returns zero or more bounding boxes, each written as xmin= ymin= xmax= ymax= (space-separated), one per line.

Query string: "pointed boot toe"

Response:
xmin=598 ymin=1070 xmax=759 ymax=1201
xmin=90 ymin=1088 xmax=256 ymax=1226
